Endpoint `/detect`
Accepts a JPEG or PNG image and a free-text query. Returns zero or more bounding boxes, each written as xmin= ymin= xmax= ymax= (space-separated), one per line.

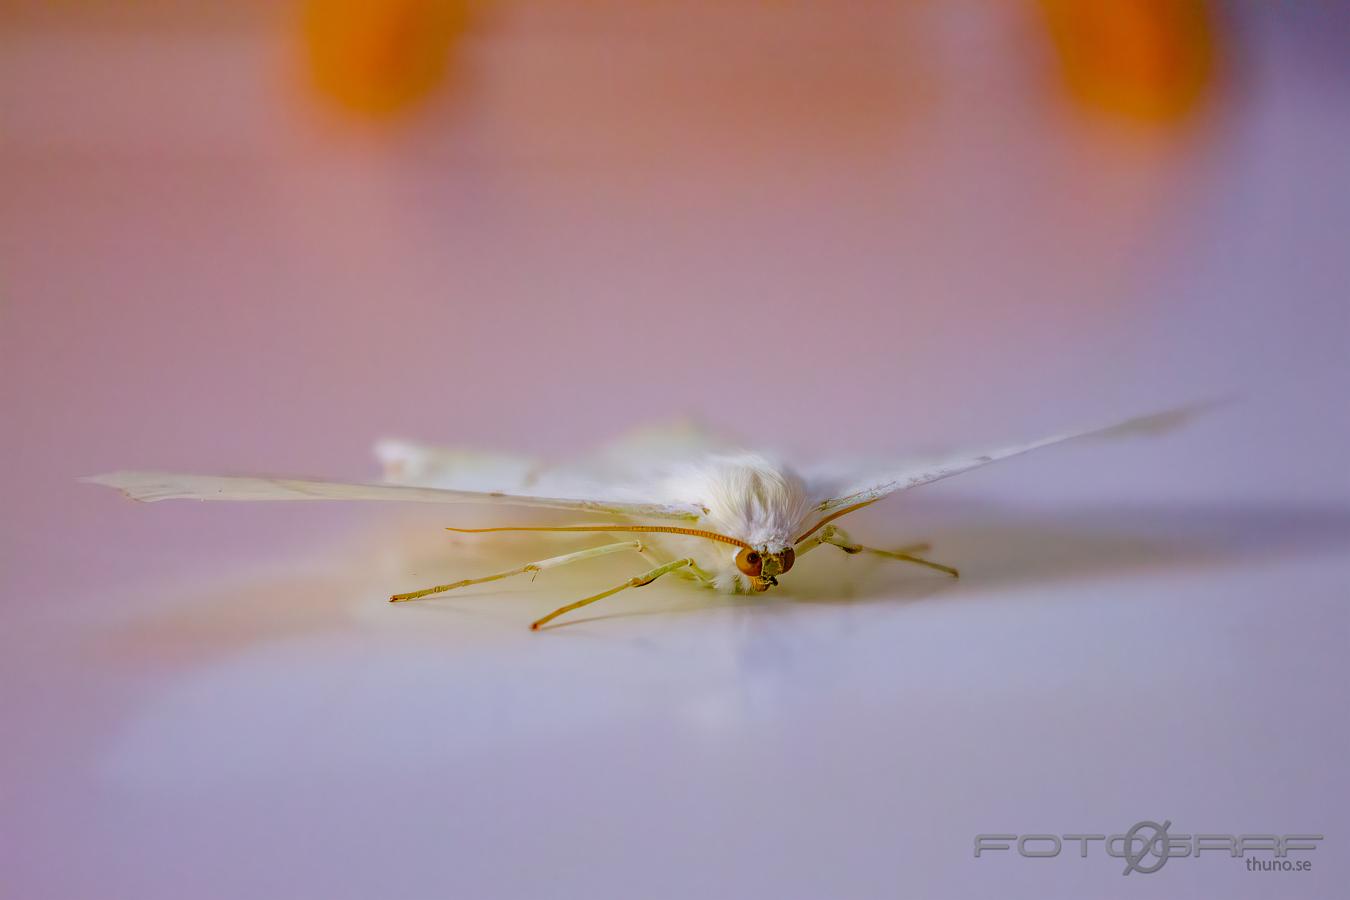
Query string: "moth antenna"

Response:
xmin=794 ymin=499 xmax=879 ymax=545
xmin=446 ymin=524 xmax=752 ymax=550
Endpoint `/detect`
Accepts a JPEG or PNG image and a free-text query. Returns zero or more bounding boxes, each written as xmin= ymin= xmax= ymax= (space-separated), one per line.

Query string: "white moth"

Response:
xmin=85 ymin=406 xmax=1204 ymax=630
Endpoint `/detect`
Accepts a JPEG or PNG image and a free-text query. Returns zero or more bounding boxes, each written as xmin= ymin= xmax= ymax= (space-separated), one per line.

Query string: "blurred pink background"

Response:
xmin=2 ymin=2 xmax=1348 ymax=898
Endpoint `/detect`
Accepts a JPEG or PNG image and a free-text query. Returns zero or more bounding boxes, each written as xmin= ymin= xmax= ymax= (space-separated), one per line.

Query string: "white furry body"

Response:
xmin=646 ymin=454 xmax=815 ymax=593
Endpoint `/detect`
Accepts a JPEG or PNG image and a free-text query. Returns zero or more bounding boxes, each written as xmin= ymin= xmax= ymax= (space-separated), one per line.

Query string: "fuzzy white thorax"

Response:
xmin=655 ymin=453 xmax=813 ymax=593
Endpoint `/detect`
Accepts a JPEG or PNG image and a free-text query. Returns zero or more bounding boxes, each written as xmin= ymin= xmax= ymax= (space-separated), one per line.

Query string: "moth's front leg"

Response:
xmin=635 ymin=543 xmax=716 ymax=585
xmin=531 ymin=557 xmax=695 ymax=631
xmin=821 ymin=526 xmax=959 ymax=578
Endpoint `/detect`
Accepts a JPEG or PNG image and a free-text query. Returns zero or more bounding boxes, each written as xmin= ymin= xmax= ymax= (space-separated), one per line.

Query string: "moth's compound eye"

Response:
xmin=735 ymin=548 xmax=762 ymax=577
xmin=778 ymin=547 xmax=795 ymax=574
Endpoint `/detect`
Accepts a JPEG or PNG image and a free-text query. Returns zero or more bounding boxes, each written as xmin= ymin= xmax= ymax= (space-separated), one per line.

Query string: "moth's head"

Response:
xmin=734 ymin=545 xmax=795 ymax=592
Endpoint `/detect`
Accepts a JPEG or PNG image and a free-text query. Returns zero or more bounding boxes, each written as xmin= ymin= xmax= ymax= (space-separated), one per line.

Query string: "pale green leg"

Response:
xmin=823 ymin=526 xmax=958 ymax=578
xmin=390 ymin=540 xmax=646 ymax=602
xmin=532 ymin=557 xmax=694 ymax=630
xmin=796 ymin=525 xmax=888 ymax=558
xmin=794 ymin=528 xmax=833 ymax=559
xmin=636 ymin=543 xmax=715 ymax=585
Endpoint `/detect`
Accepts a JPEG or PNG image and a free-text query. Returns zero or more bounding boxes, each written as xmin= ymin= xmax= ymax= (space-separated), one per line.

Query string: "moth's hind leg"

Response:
xmin=821 ymin=526 xmax=959 ymax=578
xmin=390 ymin=540 xmax=646 ymax=602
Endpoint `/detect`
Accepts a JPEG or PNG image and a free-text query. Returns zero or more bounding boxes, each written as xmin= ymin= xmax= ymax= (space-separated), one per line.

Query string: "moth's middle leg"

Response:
xmin=389 ymin=540 xmax=647 ymax=602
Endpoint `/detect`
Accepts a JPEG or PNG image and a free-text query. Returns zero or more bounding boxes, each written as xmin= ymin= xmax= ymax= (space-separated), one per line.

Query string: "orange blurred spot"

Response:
xmin=302 ymin=0 xmax=470 ymax=117
xmin=1037 ymin=0 xmax=1216 ymax=125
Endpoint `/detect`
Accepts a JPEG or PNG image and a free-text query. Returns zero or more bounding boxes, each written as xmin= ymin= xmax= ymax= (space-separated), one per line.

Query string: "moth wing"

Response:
xmin=82 ymin=472 xmax=703 ymax=521
xmin=808 ymin=403 xmax=1214 ymax=515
